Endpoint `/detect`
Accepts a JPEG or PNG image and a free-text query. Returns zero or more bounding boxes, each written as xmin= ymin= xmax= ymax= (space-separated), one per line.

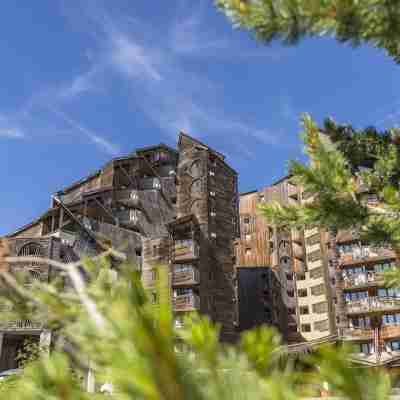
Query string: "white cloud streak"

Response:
xmin=48 ymin=107 xmax=120 ymax=156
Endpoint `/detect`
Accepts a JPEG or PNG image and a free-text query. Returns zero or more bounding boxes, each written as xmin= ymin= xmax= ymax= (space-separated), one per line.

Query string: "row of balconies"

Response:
xmin=345 ymin=297 xmax=400 ymax=315
xmin=339 ymin=271 xmax=384 ymax=289
xmin=341 ymin=325 xmax=400 ymax=341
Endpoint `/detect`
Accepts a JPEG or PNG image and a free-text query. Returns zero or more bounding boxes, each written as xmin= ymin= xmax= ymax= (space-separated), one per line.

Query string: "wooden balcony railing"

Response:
xmin=345 ymin=297 xmax=400 ymax=315
xmin=172 ymin=267 xmax=200 ymax=286
xmin=381 ymin=325 xmax=400 ymax=340
xmin=173 ymin=240 xmax=199 ymax=262
xmin=340 ymin=327 xmax=373 ymax=341
xmin=173 ymin=294 xmax=200 ymax=312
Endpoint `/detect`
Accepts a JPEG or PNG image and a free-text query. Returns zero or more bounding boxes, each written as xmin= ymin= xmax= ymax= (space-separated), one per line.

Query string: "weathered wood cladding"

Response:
xmin=176 ymin=134 xmax=238 ymax=342
xmin=235 ymin=191 xmax=271 ymax=267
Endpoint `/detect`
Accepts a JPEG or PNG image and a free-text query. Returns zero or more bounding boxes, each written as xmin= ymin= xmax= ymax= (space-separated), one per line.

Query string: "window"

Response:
xmin=301 ymin=324 xmax=311 ymax=332
xmin=153 ymin=179 xmax=161 ymax=189
xmin=211 ymin=232 xmax=217 ymax=239
xmin=151 ymin=269 xmax=158 ymax=281
xmin=345 ymin=291 xmax=368 ymax=302
xmin=314 ymin=319 xmax=329 ymax=332
xmin=210 ymin=191 xmax=216 ymax=197
xmin=287 ymin=290 xmax=294 ymax=298
xmin=175 ymin=287 xmax=193 ymax=296
xmin=130 ymin=209 xmax=139 ymax=222
xmin=309 ymin=267 xmax=323 ymax=279
xmin=299 ymin=306 xmax=309 ymax=315
xmin=152 ymin=245 xmax=157 ymax=257
xmin=269 ymin=241 xmax=274 ymax=251
xmin=390 ymin=340 xmax=400 ymax=351
xmin=288 ymin=308 xmax=296 ymax=315
xmin=210 ymin=211 xmax=216 ymax=217
xmin=245 ymin=248 xmax=252 ymax=256
xmin=151 ymin=292 xmax=158 ymax=304
xmin=298 ymin=289 xmax=308 ymax=297
xmin=359 ymin=342 xmax=373 ymax=355
xmin=135 ymin=248 xmax=142 ymax=257
xmin=307 ymin=249 xmax=321 ymax=263
xmin=244 ymin=217 xmax=250 ymax=224
xmin=245 ymin=234 xmax=252 ymax=241
xmin=310 ymin=284 xmax=325 ymax=296
xmin=296 ymin=273 xmax=306 ymax=281
xmin=306 ymin=233 xmax=320 ymax=246
xmin=382 ymin=313 xmax=400 ymax=326
xmin=130 ymin=191 xmax=138 ymax=200
xmin=286 ymin=273 xmax=293 ymax=281
xmin=312 ymin=301 xmax=328 ymax=314
xmin=209 ymin=171 xmax=215 ymax=176
xmin=378 ymin=288 xmax=400 ymax=298
xmin=259 ymin=194 xmax=265 ymax=202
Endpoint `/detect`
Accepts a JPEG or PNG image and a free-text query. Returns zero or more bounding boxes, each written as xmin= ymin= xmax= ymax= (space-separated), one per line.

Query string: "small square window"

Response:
xmin=298 ymin=289 xmax=308 ymax=297
xmin=300 ymin=306 xmax=309 ymax=315
xmin=301 ymin=323 xmax=311 ymax=332
xmin=244 ymin=217 xmax=250 ymax=224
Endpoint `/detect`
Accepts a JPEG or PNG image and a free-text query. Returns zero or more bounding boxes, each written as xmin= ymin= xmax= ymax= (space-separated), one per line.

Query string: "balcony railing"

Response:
xmin=345 ymin=297 xmax=400 ymax=314
xmin=340 ymin=327 xmax=373 ymax=341
xmin=340 ymin=272 xmax=384 ymax=289
xmin=0 ymin=319 xmax=44 ymax=331
xmin=173 ymin=293 xmax=200 ymax=312
xmin=381 ymin=325 xmax=400 ymax=340
xmin=172 ymin=240 xmax=199 ymax=262
xmin=172 ymin=266 xmax=200 ymax=286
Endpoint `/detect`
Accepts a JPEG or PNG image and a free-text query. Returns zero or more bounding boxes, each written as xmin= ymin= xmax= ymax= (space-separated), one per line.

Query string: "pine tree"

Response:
xmin=216 ymin=0 xmax=400 ymax=63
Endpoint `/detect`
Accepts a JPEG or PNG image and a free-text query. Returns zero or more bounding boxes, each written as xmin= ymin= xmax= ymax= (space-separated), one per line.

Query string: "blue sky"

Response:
xmin=1 ymin=0 xmax=399 ymax=236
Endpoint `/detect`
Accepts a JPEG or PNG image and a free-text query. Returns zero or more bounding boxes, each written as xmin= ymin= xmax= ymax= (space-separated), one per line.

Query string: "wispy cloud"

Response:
xmin=0 ymin=115 xmax=25 ymax=139
xmin=60 ymin=0 xmax=285 ymax=158
xmin=48 ymin=107 xmax=120 ymax=156
xmin=0 ymin=127 xmax=25 ymax=139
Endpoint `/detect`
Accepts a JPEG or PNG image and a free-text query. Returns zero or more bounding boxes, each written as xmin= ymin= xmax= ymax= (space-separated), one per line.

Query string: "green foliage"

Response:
xmin=0 ymin=255 xmax=395 ymax=398
xmin=216 ymin=0 xmax=400 ymax=64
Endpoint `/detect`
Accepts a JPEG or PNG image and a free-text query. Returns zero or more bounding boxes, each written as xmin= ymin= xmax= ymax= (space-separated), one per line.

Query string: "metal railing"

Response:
xmin=340 ymin=272 xmax=384 ymax=289
xmin=345 ymin=297 xmax=400 ymax=314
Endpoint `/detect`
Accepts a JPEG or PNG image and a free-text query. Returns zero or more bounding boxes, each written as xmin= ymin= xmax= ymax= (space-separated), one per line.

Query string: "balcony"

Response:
xmin=338 ymin=247 xmax=394 ymax=266
xmin=172 ymin=265 xmax=200 ymax=286
xmin=381 ymin=325 xmax=400 ymax=340
xmin=340 ymin=272 xmax=384 ymax=290
xmin=340 ymin=327 xmax=373 ymax=341
xmin=287 ymin=184 xmax=298 ymax=199
xmin=345 ymin=297 xmax=400 ymax=315
xmin=173 ymin=293 xmax=200 ymax=312
xmin=172 ymin=240 xmax=199 ymax=262
xmin=0 ymin=319 xmax=44 ymax=331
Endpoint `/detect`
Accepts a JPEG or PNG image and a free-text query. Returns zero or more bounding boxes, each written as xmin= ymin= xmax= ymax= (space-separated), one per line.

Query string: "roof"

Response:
xmin=239 ymin=190 xmax=258 ymax=197
xmin=135 ymin=143 xmax=178 ymax=155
